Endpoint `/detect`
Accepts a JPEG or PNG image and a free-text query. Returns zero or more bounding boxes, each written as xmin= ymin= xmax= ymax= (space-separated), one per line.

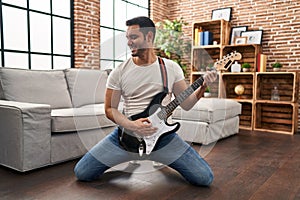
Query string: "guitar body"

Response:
xmin=144 ymin=107 xmax=180 ymax=154
xmin=118 ymin=91 xmax=180 ymax=155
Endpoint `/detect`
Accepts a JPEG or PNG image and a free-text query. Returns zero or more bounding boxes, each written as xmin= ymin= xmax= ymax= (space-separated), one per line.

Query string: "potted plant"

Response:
xmin=200 ymin=64 xmax=206 ymax=72
xmin=241 ymin=63 xmax=251 ymax=72
xmin=155 ymin=18 xmax=191 ymax=75
xmin=206 ymin=63 xmax=214 ymax=71
xmin=272 ymin=62 xmax=282 ymax=72
xmin=204 ymin=86 xmax=211 ymax=97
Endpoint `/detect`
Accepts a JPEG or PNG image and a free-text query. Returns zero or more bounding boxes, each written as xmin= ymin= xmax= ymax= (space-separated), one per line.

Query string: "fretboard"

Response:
xmin=158 ymin=76 xmax=204 ymax=119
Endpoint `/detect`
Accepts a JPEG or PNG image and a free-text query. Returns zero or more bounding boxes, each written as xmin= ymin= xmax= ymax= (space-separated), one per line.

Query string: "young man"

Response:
xmin=74 ymin=16 xmax=217 ymax=186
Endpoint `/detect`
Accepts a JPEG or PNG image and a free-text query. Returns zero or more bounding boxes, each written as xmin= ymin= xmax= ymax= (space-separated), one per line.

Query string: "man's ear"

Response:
xmin=146 ymin=31 xmax=154 ymax=43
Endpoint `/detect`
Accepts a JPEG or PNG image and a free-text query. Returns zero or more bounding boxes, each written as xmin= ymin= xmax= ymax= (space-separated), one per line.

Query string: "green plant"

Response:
xmin=242 ymin=63 xmax=251 ymax=68
xmin=207 ymin=63 xmax=214 ymax=70
xmin=272 ymin=62 xmax=282 ymax=68
xmin=205 ymin=86 xmax=210 ymax=93
xmin=155 ymin=18 xmax=191 ymax=75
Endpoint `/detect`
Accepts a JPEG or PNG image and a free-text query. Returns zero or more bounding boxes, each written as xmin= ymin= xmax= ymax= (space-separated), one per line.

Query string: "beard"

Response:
xmin=131 ymin=47 xmax=147 ymax=57
xmin=129 ymin=40 xmax=149 ymax=57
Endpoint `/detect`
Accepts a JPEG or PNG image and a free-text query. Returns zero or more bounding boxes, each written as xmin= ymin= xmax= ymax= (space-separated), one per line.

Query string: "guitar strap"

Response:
xmin=158 ymin=57 xmax=169 ymax=93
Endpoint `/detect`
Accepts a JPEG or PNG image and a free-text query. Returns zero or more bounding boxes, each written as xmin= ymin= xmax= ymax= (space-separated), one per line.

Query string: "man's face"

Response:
xmin=126 ymin=25 xmax=149 ymax=57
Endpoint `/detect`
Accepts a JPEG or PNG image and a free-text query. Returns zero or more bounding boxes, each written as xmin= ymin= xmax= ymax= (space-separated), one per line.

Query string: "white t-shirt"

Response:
xmin=106 ymin=57 xmax=184 ymax=117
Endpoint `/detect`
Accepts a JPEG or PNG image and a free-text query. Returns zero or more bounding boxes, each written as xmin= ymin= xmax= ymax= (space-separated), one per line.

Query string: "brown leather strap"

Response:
xmin=158 ymin=57 xmax=168 ymax=91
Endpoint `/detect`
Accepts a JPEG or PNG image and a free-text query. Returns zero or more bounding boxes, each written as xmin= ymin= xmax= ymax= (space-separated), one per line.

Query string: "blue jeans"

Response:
xmin=74 ymin=128 xmax=214 ymax=186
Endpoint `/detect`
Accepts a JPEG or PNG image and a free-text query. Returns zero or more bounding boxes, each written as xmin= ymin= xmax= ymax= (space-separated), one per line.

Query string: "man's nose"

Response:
xmin=127 ymin=39 xmax=133 ymax=46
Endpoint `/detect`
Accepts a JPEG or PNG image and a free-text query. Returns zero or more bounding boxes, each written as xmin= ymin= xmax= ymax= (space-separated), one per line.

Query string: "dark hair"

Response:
xmin=126 ymin=16 xmax=156 ymax=41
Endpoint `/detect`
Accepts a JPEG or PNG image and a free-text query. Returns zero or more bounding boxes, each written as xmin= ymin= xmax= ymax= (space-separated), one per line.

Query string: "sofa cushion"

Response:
xmin=0 ymin=68 xmax=72 ymax=109
xmin=64 ymin=68 xmax=109 ymax=107
xmin=174 ymin=116 xmax=239 ymax=145
xmin=173 ymin=98 xmax=241 ymax=123
xmin=0 ymin=80 xmax=4 ymax=100
xmin=51 ymin=104 xmax=115 ymax=132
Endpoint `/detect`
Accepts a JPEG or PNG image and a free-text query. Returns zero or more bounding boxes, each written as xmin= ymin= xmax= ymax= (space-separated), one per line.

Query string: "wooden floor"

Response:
xmin=1 ymin=130 xmax=300 ymax=200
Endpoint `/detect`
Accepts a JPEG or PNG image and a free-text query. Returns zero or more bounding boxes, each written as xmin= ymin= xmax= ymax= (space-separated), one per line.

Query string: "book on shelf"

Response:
xmin=199 ymin=31 xmax=204 ymax=46
xmin=194 ymin=27 xmax=199 ymax=46
xmin=194 ymin=27 xmax=204 ymax=46
xmin=257 ymin=53 xmax=267 ymax=72
xmin=194 ymin=28 xmax=213 ymax=46
xmin=203 ymin=31 xmax=213 ymax=45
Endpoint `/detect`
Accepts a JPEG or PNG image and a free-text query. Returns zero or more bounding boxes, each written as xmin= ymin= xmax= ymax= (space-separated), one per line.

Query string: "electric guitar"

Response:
xmin=118 ymin=51 xmax=242 ymax=155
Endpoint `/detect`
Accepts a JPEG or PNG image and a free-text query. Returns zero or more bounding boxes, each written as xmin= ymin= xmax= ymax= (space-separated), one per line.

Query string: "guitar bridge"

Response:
xmin=138 ymin=143 xmax=144 ymax=157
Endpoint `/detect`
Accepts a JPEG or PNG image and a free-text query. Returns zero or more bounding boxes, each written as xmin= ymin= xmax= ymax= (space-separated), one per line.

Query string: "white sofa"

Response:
xmin=0 ymin=67 xmax=241 ymax=172
xmin=173 ymin=98 xmax=241 ymax=145
xmin=0 ymin=67 xmax=116 ymax=172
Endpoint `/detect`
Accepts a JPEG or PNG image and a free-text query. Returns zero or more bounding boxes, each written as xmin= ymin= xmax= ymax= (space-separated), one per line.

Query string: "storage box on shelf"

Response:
xmin=220 ymin=72 xmax=255 ymax=130
xmin=221 ymin=73 xmax=255 ymax=99
xmin=239 ymin=102 xmax=253 ymax=130
xmin=254 ymin=72 xmax=299 ymax=134
xmin=222 ymin=44 xmax=262 ymax=72
xmin=255 ymin=102 xmax=297 ymax=134
xmin=192 ymin=48 xmax=221 ymax=73
xmin=255 ymin=72 xmax=298 ymax=102
xmin=193 ymin=19 xmax=230 ymax=47
xmin=190 ymin=71 xmax=220 ymax=98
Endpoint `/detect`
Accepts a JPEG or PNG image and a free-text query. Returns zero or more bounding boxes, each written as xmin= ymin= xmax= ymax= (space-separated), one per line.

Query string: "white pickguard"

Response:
xmin=143 ymin=107 xmax=178 ymax=155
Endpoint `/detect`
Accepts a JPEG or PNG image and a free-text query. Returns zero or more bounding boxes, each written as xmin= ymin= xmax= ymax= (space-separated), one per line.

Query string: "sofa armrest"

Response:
xmin=0 ymin=100 xmax=51 ymax=171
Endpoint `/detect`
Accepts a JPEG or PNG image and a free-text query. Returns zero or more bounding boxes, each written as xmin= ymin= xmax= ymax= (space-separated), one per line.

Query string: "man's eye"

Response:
xmin=130 ymin=36 xmax=138 ymax=40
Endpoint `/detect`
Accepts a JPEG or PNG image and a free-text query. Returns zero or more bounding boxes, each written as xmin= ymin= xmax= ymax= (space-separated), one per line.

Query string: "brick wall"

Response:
xmin=150 ymin=0 xmax=300 ymax=131
xmin=151 ymin=0 xmax=300 ymax=71
xmin=74 ymin=0 xmax=300 ymax=71
xmin=73 ymin=0 xmax=100 ymax=68
xmin=150 ymin=0 xmax=169 ymax=23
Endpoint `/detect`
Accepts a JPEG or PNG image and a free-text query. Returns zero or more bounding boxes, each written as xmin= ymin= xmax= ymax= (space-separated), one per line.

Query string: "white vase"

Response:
xmin=204 ymin=92 xmax=211 ymax=97
xmin=231 ymin=61 xmax=241 ymax=73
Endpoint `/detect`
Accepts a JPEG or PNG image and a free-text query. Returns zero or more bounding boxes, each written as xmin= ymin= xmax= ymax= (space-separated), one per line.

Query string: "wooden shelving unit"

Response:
xmin=191 ymin=20 xmax=299 ymax=134
xmin=254 ymin=72 xmax=299 ymax=134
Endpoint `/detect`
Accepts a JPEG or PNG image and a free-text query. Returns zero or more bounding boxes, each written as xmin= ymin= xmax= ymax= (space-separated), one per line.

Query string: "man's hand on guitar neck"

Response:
xmin=203 ymin=70 xmax=218 ymax=87
xmin=190 ymin=70 xmax=218 ymax=105
xmin=129 ymin=118 xmax=158 ymax=137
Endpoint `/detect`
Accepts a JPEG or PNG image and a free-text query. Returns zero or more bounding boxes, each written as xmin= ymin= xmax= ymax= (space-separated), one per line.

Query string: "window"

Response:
xmin=0 ymin=0 xmax=73 ymax=69
xmin=100 ymin=0 xmax=149 ymax=69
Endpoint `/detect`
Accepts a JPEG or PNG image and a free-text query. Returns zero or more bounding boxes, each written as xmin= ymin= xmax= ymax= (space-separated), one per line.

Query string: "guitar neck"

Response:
xmin=156 ymin=51 xmax=241 ymax=120
xmin=159 ymin=76 xmax=204 ymax=119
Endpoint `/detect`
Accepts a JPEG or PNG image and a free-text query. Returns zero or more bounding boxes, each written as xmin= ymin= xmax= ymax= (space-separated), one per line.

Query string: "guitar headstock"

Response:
xmin=214 ymin=51 xmax=242 ymax=71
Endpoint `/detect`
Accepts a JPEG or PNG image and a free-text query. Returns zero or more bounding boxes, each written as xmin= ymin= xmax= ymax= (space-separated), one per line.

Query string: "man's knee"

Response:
xmin=74 ymin=163 xmax=92 ymax=182
xmin=190 ymin=170 xmax=214 ymax=187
